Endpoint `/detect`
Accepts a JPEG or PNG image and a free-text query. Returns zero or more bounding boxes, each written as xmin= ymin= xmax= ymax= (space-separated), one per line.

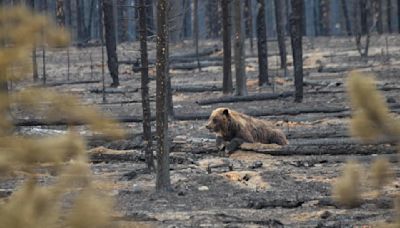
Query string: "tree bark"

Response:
xmin=56 ymin=0 xmax=65 ymax=27
xmin=244 ymin=0 xmax=254 ymax=53
xmin=139 ymin=0 xmax=154 ymax=171
xmin=27 ymin=0 xmax=38 ymax=82
xmin=193 ymin=0 xmax=201 ymax=71
xmin=274 ymin=0 xmax=287 ymax=70
xmin=256 ymin=0 xmax=269 ymax=86
xmin=155 ymin=0 xmax=171 ymax=191
xmin=233 ymin=0 xmax=248 ymax=96
xmin=65 ymin=0 xmax=72 ymax=28
xmin=103 ymin=0 xmax=120 ymax=87
xmin=290 ymin=0 xmax=304 ymax=103
xmin=169 ymin=0 xmax=184 ymax=42
xmin=340 ymin=0 xmax=352 ymax=36
xmin=205 ymin=0 xmax=221 ymax=38
xmin=221 ymin=0 xmax=233 ymax=94
xmin=42 ymin=0 xmax=47 ymax=85
xmin=76 ymin=0 xmax=85 ymax=41
xmin=387 ymin=0 xmax=392 ymax=33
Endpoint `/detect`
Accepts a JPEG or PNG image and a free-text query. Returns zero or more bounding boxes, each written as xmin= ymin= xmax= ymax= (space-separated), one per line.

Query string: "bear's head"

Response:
xmin=206 ymin=108 xmax=230 ymax=133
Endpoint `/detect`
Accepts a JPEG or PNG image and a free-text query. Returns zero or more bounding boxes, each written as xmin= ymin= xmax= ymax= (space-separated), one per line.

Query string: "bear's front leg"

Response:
xmin=225 ymin=138 xmax=244 ymax=153
xmin=216 ymin=135 xmax=225 ymax=151
xmin=216 ymin=136 xmax=228 ymax=157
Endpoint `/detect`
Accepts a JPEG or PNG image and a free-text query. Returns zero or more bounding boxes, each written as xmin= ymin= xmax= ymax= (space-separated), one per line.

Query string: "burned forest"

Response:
xmin=2 ymin=0 xmax=400 ymax=227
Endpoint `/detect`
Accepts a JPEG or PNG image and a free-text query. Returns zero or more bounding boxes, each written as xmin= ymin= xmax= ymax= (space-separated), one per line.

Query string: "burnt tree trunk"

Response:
xmin=319 ymin=0 xmax=330 ymax=36
xmin=256 ymin=0 xmax=269 ymax=86
xmin=340 ymin=0 xmax=352 ymax=36
xmin=65 ymin=0 xmax=72 ymax=28
xmin=233 ymin=0 xmax=247 ymax=96
xmin=103 ymin=0 xmax=119 ymax=87
xmin=155 ymin=0 xmax=171 ymax=191
xmin=42 ymin=0 xmax=47 ymax=85
xmin=27 ymin=0 xmax=38 ymax=82
xmin=387 ymin=0 xmax=392 ymax=33
xmin=375 ymin=0 xmax=383 ymax=34
xmin=221 ymin=0 xmax=233 ymax=94
xmin=56 ymin=0 xmax=65 ymax=27
xmin=274 ymin=0 xmax=287 ymax=70
xmin=76 ymin=0 xmax=85 ymax=41
xmin=205 ymin=0 xmax=221 ymax=38
xmin=290 ymin=0 xmax=304 ymax=103
xmin=244 ymin=0 xmax=254 ymax=53
xmin=193 ymin=0 xmax=201 ymax=71
xmin=138 ymin=0 xmax=154 ymax=171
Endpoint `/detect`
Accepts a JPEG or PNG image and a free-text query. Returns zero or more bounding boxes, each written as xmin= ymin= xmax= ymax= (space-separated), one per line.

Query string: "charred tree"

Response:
xmin=274 ymin=0 xmax=287 ymax=70
xmin=256 ymin=0 xmax=269 ymax=86
xmin=205 ymin=0 xmax=221 ymax=38
xmin=193 ymin=0 xmax=201 ymax=71
xmin=56 ymin=0 xmax=65 ymax=27
xmin=233 ymin=0 xmax=247 ymax=96
xmin=244 ymin=0 xmax=254 ymax=52
xmin=353 ymin=0 xmax=372 ymax=58
xmin=155 ymin=0 xmax=171 ymax=191
xmin=103 ymin=0 xmax=119 ymax=87
xmin=65 ymin=0 xmax=72 ymax=28
xmin=138 ymin=0 xmax=154 ymax=171
xmin=340 ymin=0 xmax=352 ymax=36
xmin=374 ymin=0 xmax=383 ymax=34
xmin=169 ymin=0 xmax=184 ymax=43
xmin=76 ymin=0 xmax=85 ymax=41
xmin=42 ymin=0 xmax=47 ymax=85
xmin=27 ymin=0 xmax=38 ymax=82
xmin=221 ymin=0 xmax=233 ymax=94
xmin=387 ymin=0 xmax=392 ymax=33
xmin=290 ymin=0 xmax=304 ymax=103
xmin=319 ymin=0 xmax=330 ymax=36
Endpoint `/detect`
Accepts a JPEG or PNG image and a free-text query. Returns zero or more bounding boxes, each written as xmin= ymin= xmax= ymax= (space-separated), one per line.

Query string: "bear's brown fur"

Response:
xmin=206 ymin=108 xmax=288 ymax=151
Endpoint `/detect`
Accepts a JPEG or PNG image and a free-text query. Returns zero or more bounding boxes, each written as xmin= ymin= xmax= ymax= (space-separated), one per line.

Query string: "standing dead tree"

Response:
xmin=42 ymin=0 xmax=47 ymax=85
xmin=193 ymin=0 xmax=201 ymax=71
xmin=139 ymin=0 xmax=154 ymax=171
xmin=221 ymin=0 xmax=233 ymax=94
xmin=340 ymin=0 xmax=352 ymax=36
xmin=233 ymin=0 xmax=247 ymax=96
xmin=244 ymin=0 xmax=254 ymax=53
xmin=274 ymin=0 xmax=287 ymax=70
xmin=27 ymin=0 xmax=38 ymax=82
xmin=290 ymin=0 xmax=304 ymax=103
xmin=103 ymin=0 xmax=120 ymax=87
xmin=155 ymin=0 xmax=171 ymax=191
xmin=352 ymin=0 xmax=374 ymax=58
xmin=256 ymin=0 xmax=269 ymax=86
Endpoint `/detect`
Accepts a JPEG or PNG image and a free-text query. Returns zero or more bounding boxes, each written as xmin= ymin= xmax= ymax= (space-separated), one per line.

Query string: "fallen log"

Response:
xmin=170 ymin=61 xmax=223 ymax=70
xmin=196 ymin=85 xmax=400 ymax=105
xmin=39 ymin=80 xmax=101 ymax=87
xmin=239 ymin=137 xmax=397 ymax=156
xmin=119 ymin=46 xmax=221 ymax=66
xmin=172 ymin=84 xmax=223 ymax=93
xmin=196 ymin=92 xmax=294 ymax=105
xmin=13 ymin=105 xmax=400 ymax=126
xmin=89 ymin=88 xmax=139 ymax=94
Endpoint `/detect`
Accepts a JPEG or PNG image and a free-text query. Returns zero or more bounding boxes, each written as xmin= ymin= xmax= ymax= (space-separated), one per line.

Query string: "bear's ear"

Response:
xmin=222 ymin=109 xmax=229 ymax=117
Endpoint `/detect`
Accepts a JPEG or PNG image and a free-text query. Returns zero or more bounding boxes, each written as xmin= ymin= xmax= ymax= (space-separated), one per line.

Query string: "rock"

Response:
xmin=198 ymin=186 xmax=209 ymax=191
xmin=249 ymin=161 xmax=263 ymax=169
xmin=132 ymin=184 xmax=142 ymax=193
xmin=387 ymin=97 xmax=396 ymax=104
xmin=320 ymin=210 xmax=332 ymax=219
xmin=177 ymin=190 xmax=186 ymax=196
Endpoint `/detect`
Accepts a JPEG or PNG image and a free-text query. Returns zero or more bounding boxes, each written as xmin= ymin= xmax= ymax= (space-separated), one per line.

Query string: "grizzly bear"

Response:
xmin=205 ymin=108 xmax=288 ymax=152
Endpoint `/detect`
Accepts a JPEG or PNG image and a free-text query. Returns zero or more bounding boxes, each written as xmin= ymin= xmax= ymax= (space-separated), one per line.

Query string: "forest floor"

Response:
xmin=2 ymin=35 xmax=400 ymax=227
